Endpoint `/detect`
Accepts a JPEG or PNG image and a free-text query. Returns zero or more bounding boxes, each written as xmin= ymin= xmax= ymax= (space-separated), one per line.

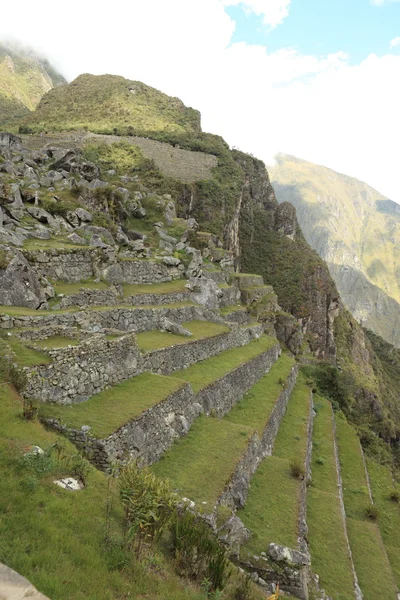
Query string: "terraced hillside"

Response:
xmin=1 ymin=112 xmax=400 ymax=600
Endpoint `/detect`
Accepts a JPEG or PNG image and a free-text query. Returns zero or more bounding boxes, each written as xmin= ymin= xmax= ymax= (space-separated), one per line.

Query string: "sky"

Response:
xmin=1 ymin=0 xmax=400 ymax=202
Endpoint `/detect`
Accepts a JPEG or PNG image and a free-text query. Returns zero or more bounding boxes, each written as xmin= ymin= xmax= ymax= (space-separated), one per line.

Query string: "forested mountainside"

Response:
xmin=271 ymin=154 xmax=400 ymax=347
xmin=1 ymin=70 xmax=400 ymax=600
xmin=0 ymin=42 xmax=66 ymax=128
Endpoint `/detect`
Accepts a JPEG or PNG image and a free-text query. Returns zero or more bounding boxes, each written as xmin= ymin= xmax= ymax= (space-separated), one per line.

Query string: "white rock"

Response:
xmin=54 ymin=478 xmax=83 ymax=491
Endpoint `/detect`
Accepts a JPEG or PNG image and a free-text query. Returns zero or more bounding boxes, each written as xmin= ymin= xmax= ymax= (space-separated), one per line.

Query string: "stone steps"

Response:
xmin=41 ymin=336 xmax=282 ymax=470
xmin=236 ymin=375 xmax=312 ymax=600
xmin=153 ymin=354 xmax=297 ymax=516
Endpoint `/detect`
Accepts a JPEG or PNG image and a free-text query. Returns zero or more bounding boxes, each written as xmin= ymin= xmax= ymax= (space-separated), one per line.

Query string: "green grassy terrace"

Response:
xmin=335 ymin=414 xmax=398 ymax=600
xmin=153 ymin=355 xmax=294 ymax=510
xmin=170 ymin=335 xmax=277 ymax=392
xmin=4 ymin=336 xmax=51 ymax=367
xmin=53 ymin=279 xmax=188 ymax=297
xmin=39 ymin=373 xmax=186 ymax=439
xmin=366 ymin=459 xmax=400 ymax=588
xmin=219 ymin=305 xmax=246 ymax=316
xmin=33 ymin=336 xmax=81 ymax=349
xmin=136 ymin=321 xmax=230 ymax=352
xmin=0 ymin=301 xmax=195 ymax=318
xmin=238 ymin=375 xmax=310 ymax=555
xmin=307 ymin=397 xmax=355 ymax=600
xmin=153 ymin=416 xmax=253 ymax=507
xmin=0 ymin=383 xmax=206 ymax=600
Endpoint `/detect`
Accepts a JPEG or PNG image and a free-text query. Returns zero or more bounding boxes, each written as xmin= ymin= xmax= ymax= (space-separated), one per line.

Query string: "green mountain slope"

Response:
xmin=21 ymin=73 xmax=201 ymax=135
xmin=0 ymin=42 xmax=66 ymax=127
xmin=270 ymin=154 xmax=400 ymax=347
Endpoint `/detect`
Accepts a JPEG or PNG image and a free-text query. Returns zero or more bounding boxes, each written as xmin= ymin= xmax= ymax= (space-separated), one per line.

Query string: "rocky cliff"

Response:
xmin=270 ymin=154 xmax=400 ymax=347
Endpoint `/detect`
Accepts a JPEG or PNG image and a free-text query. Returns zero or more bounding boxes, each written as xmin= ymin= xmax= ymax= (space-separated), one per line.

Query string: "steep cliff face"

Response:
xmin=0 ymin=42 xmax=66 ymax=127
xmin=270 ymin=154 xmax=400 ymax=347
xmin=233 ymin=151 xmax=338 ymax=359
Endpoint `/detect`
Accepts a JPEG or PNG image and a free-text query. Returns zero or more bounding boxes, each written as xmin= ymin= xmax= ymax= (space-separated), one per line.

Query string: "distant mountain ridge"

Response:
xmin=0 ymin=41 xmax=66 ymax=126
xmin=270 ymin=154 xmax=400 ymax=346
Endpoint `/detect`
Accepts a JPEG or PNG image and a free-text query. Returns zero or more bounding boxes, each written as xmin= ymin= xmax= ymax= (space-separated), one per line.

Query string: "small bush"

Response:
xmin=170 ymin=510 xmax=231 ymax=593
xmin=389 ymin=490 xmax=400 ymax=503
xmin=365 ymin=503 xmax=379 ymax=521
xmin=19 ymin=448 xmax=56 ymax=475
xmin=290 ymin=459 xmax=305 ymax=479
xmin=234 ymin=573 xmax=254 ymax=600
xmin=119 ymin=462 xmax=175 ymax=556
xmin=316 ymin=457 xmax=325 ymax=466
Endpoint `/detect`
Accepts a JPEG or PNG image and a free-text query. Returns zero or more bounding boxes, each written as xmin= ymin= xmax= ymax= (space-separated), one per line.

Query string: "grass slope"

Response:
xmin=239 ymin=375 xmax=310 ymax=554
xmin=170 ymin=335 xmax=277 ymax=392
xmin=0 ymin=383 xmax=205 ymax=600
xmin=23 ymin=74 xmax=200 ymax=135
xmin=307 ymin=397 xmax=354 ymax=599
xmin=335 ymin=414 xmax=398 ymax=600
xmin=366 ymin=459 xmax=400 ymax=587
xmin=136 ymin=321 xmax=230 ymax=352
xmin=40 ymin=373 xmax=185 ymax=439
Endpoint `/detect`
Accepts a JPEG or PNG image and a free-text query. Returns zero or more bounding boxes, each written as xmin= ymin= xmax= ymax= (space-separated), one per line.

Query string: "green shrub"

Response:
xmin=289 ymin=459 xmax=305 ymax=479
xmin=18 ymin=448 xmax=56 ymax=475
xmin=365 ymin=503 xmax=379 ymax=521
xmin=316 ymin=457 xmax=325 ymax=466
xmin=119 ymin=462 xmax=175 ymax=556
xmin=233 ymin=573 xmax=254 ymax=600
xmin=389 ymin=490 xmax=400 ymax=503
xmin=170 ymin=510 xmax=231 ymax=593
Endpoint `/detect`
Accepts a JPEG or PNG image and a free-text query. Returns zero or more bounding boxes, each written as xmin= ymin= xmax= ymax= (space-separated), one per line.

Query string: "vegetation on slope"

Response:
xmin=0 ymin=42 xmax=66 ymax=127
xmin=307 ymin=397 xmax=355 ymax=599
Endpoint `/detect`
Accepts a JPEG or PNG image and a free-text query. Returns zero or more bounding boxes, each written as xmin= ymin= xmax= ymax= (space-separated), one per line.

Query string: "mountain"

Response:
xmin=270 ymin=154 xmax=400 ymax=347
xmin=2 ymin=70 xmax=400 ymax=600
xmin=20 ymin=73 xmax=201 ymax=135
xmin=0 ymin=42 xmax=66 ymax=127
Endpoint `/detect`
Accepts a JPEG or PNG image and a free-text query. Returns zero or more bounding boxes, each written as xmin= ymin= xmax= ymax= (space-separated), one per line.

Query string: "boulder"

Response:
xmin=67 ymin=232 xmax=86 ymax=245
xmin=268 ymin=543 xmax=310 ymax=567
xmin=185 ymin=246 xmax=203 ymax=278
xmin=0 ymin=132 xmax=22 ymax=151
xmin=89 ymin=234 xmax=109 ymax=248
xmin=0 ymin=252 xmax=48 ymax=308
xmin=218 ymin=515 xmax=251 ymax=556
xmin=0 ymin=563 xmax=50 ymax=600
xmin=186 ymin=277 xmax=222 ymax=310
xmin=80 ymin=226 xmax=115 ymax=245
xmin=163 ymin=256 xmax=181 ymax=266
xmin=163 ymin=200 xmax=176 ymax=226
xmin=75 ymin=207 xmax=93 ymax=222
xmin=161 ymin=318 xmax=192 ymax=337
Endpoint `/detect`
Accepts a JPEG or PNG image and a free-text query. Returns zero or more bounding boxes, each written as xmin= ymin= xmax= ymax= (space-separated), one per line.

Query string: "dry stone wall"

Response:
xmin=58 ymin=288 xmax=191 ymax=309
xmin=24 ymin=334 xmax=141 ymax=404
xmin=142 ymin=324 xmax=264 ymax=375
xmin=43 ymin=344 xmax=283 ymax=469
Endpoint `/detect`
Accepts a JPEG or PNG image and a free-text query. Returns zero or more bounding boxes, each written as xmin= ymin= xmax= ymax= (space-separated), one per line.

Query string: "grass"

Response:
xmin=0 ymin=383 xmax=206 ymax=600
xmin=219 ymin=305 xmax=246 ymax=316
xmin=366 ymin=459 xmax=400 ymax=587
xmin=4 ymin=336 xmax=51 ymax=367
xmin=39 ymin=373 xmax=186 ymax=439
xmin=23 ymin=238 xmax=89 ymax=251
xmin=306 ymin=397 xmax=355 ymax=600
xmin=335 ymin=413 xmax=398 ymax=600
xmin=33 ymin=336 xmax=81 ymax=349
xmin=170 ymin=335 xmax=278 ymax=392
xmin=54 ymin=281 xmax=111 ymax=295
xmin=225 ymin=354 xmax=295 ymax=435
xmin=238 ymin=375 xmax=310 ymax=555
xmin=152 ymin=416 xmax=253 ymax=507
xmin=0 ymin=302 xmax=196 ymax=317
xmin=123 ymin=280 xmax=188 ymax=296
xmin=136 ymin=321 xmax=230 ymax=352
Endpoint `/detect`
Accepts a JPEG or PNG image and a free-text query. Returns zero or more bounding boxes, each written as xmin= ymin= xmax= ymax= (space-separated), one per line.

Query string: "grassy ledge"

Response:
xmin=238 ymin=374 xmax=310 ymax=555
xmin=39 ymin=373 xmax=186 ymax=439
xmin=152 ymin=416 xmax=253 ymax=507
xmin=306 ymin=397 xmax=354 ymax=599
xmin=53 ymin=280 xmax=111 ymax=295
xmin=33 ymin=336 xmax=81 ymax=349
xmin=136 ymin=321 xmax=230 ymax=352
xmin=335 ymin=413 xmax=398 ymax=600
xmin=366 ymin=459 xmax=400 ymax=587
xmin=4 ymin=336 xmax=51 ymax=367
xmin=123 ymin=279 xmax=188 ymax=296
xmin=0 ymin=383 xmax=205 ymax=600
xmin=170 ymin=335 xmax=277 ymax=392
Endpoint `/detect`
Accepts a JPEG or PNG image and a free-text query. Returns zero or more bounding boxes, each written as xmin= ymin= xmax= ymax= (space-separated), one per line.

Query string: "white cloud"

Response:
xmin=371 ymin=0 xmax=400 ymax=6
xmin=0 ymin=0 xmax=399 ymax=203
xmin=222 ymin=0 xmax=291 ymax=28
xmin=390 ymin=36 xmax=400 ymax=47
